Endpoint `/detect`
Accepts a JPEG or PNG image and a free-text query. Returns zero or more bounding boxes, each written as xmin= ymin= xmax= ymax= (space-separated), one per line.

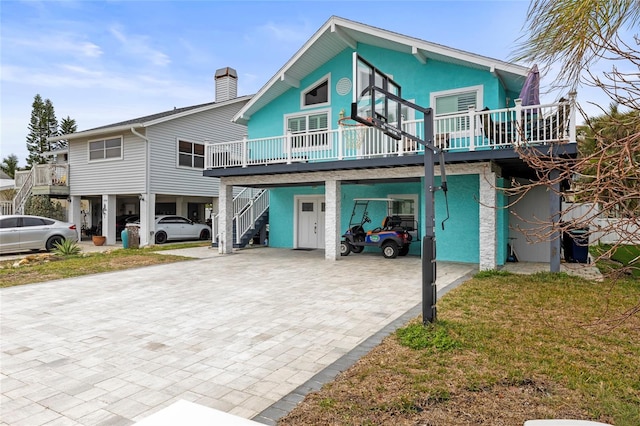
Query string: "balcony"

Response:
xmin=205 ymin=99 xmax=575 ymax=170
xmin=15 ymin=163 xmax=69 ymax=196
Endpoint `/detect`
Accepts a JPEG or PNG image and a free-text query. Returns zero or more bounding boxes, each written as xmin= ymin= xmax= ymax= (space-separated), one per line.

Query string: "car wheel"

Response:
xmin=155 ymin=231 xmax=168 ymax=244
xmin=46 ymin=235 xmax=64 ymax=252
xmin=399 ymin=245 xmax=410 ymax=256
xmin=352 ymin=245 xmax=364 ymax=253
xmin=382 ymin=241 xmax=399 ymax=259
xmin=199 ymin=229 xmax=211 ymax=240
xmin=340 ymin=241 xmax=351 ymax=256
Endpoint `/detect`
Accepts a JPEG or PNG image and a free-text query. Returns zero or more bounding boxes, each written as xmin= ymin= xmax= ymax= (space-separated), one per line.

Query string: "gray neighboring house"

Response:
xmin=46 ymin=67 xmax=251 ymax=246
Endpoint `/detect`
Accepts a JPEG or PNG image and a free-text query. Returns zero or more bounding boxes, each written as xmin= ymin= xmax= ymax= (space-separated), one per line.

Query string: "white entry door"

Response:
xmin=296 ymin=197 xmax=325 ymax=249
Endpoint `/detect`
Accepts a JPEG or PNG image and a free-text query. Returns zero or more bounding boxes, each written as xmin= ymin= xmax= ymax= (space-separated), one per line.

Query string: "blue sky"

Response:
xmin=0 ymin=0 xmax=612 ymax=166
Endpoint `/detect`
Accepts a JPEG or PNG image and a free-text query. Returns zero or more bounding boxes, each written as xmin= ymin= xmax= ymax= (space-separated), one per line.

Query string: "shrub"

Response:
xmin=24 ymin=195 xmax=66 ymax=221
xmin=52 ymin=239 xmax=81 ymax=256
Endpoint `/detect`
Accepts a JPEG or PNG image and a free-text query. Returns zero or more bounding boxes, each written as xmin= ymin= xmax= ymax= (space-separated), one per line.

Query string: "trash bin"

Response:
xmin=563 ymin=228 xmax=589 ymax=263
xmin=121 ymin=228 xmax=129 ymax=249
xmin=126 ymin=223 xmax=140 ymax=249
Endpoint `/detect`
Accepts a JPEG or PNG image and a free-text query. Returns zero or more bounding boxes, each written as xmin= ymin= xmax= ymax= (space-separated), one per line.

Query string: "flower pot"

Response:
xmin=92 ymin=235 xmax=106 ymax=246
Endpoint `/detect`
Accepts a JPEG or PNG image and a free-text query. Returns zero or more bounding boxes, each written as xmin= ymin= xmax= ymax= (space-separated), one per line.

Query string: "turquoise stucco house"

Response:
xmin=204 ymin=16 xmax=577 ymax=270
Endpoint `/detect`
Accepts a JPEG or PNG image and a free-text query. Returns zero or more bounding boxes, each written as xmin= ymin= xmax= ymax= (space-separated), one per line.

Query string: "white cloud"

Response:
xmin=109 ymin=24 xmax=171 ymax=67
xmin=6 ymin=33 xmax=102 ymax=58
xmin=257 ymin=20 xmax=313 ymax=45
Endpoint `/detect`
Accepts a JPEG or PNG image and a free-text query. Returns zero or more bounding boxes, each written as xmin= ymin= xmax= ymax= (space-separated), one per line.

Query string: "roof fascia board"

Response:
xmin=51 ymin=95 xmax=253 ymax=142
xmin=144 ymin=95 xmax=252 ymax=127
xmin=233 ymin=15 xmax=529 ymax=123
xmin=340 ymin=18 xmax=527 ymax=75
xmin=233 ymin=16 xmax=338 ymax=123
xmin=47 ymin=124 xmax=144 ymax=142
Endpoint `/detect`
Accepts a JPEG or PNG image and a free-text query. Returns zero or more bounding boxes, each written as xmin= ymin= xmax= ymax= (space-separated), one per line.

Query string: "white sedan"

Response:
xmin=153 ymin=215 xmax=211 ymax=244
xmin=0 ymin=215 xmax=79 ymax=254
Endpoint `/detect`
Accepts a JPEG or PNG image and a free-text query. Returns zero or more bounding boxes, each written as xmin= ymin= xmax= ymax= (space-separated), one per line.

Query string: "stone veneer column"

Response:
xmin=479 ymin=168 xmax=497 ymax=270
xmin=218 ymin=180 xmax=234 ymax=254
xmin=325 ymin=179 xmax=341 ymax=260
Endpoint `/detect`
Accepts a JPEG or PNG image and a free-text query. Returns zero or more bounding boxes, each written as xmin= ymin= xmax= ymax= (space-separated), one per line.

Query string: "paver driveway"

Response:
xmin=0 ymin=247 xmax=475 ymax=425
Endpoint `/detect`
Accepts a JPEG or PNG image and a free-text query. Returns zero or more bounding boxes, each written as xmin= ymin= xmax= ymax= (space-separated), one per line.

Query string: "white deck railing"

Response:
xmin=13 ymin=164 xmax=70 ymax=214
xmin=205 ymin=98 xmax=575 ymax=169
xmin=0 ymin=201 xmax=13 ymax=215
xmin=15 ymin=164 xmax=69 ymax=187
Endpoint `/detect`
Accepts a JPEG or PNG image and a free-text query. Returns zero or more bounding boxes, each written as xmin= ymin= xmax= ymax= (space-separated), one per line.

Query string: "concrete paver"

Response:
xmin=0 ymin=247 xmax=475 ymax=425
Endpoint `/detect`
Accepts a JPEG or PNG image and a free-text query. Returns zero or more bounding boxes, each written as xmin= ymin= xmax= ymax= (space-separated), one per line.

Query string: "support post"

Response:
xmin=219 ymin=181 xmax=234 ymax=254
xmin=550 ymin=168 xmax=561 ymax=272
xmin=69 ymin=195 xmax=82 ymax=241
xmin=325 ymin=179 xmax=341 ymax=260
xmin=479 ymin=166 xmax=497 ymax=270
xmin=102 ymin=194 xmax=116 ymax=245
xmin=423 ymin=112 xmax=437 ymax=324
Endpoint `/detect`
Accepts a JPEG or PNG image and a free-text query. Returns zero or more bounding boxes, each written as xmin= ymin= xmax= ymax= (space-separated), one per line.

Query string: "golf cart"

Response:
xmin=341 ymin=198 xmax=414 ymax=259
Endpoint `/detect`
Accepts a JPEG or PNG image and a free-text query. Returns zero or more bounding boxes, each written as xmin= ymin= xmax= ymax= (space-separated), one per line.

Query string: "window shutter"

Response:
xmin=435 ymin=92 xmax=477 ymax=115
xmin=457 ymin=93 xmax=476 ymax=111
xmin=309 ymin=113 xmax=328 ymax=131
xmin=288 ymin=117 xmax=305 ymax=133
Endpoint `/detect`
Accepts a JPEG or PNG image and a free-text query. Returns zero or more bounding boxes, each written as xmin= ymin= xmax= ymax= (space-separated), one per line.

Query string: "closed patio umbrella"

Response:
xmin=519 ymin=64 xmax=540 ymax=106
xmin=519 ymin=65 xmax=541 ymax=140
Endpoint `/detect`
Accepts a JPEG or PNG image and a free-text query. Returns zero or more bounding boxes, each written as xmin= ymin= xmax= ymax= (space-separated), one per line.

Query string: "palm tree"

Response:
xmin=513 ymin=0 xmax=640 ymax=95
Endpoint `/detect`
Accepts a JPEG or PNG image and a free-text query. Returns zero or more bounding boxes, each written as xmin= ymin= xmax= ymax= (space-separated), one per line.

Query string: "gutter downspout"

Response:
xmin=131 ymin=127 xmax=151 ymax=246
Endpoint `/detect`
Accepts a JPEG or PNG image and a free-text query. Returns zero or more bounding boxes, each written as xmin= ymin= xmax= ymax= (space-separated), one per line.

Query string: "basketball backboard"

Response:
xmin=351 ymin=52 xmax=403 ymax=139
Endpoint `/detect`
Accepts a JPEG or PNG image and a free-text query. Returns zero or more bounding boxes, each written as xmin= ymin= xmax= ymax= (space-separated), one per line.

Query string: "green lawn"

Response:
xmin=593 ymin=244 xmax=640 ymax=278
xmin=280 ymin=271 xmax=640 ymax=426
xmin=0 ymin=242 xmax=209 ymax=288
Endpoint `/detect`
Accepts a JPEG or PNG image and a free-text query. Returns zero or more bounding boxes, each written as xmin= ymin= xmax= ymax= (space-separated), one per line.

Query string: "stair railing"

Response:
xmin=13 ymin=168 xmax=35 ymax=215
xmin=235 ymin=189 xmax=269 ymax=245
xmin=211 ymin=188 xmax=269 ymax=246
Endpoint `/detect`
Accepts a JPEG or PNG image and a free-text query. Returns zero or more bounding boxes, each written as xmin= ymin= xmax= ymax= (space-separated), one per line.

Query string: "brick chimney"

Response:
xmin=215 ymin=67 xmax=238 ymax=102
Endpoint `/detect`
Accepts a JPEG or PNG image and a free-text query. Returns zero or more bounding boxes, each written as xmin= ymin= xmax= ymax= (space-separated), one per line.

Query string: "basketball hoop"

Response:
xmin=338 ymin=116 xmax=369 ymax=149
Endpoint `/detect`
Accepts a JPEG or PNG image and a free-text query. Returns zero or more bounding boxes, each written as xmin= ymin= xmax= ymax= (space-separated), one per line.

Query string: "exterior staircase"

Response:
xmin=13 ymin=168 xmax=35 ymax=215
xmin=12 ymin=164 xmax=70 ymax=215
xmin=211 ymin=188 xmax=269 ymax=248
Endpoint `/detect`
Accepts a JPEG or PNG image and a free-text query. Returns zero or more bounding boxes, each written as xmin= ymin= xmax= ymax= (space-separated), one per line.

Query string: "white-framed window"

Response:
xmin=285 ymin=109 xmax=330 ymax=150
xmin=301 ymin=74 xmax=330 ymax=109
xmin=177 ymin=139 xmax=205 ymax=169
xmin=88 ymin=136 xmax=122 ymax=161
xmin=430 ymin=85 xmax=483 ymax=133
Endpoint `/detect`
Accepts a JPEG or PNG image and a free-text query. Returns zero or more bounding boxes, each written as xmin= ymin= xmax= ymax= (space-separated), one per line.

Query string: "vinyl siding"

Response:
xmin=149 ymin=102 xmax=248 ymax=197
xmin=69 ymin=132 xmax=146 ymax=195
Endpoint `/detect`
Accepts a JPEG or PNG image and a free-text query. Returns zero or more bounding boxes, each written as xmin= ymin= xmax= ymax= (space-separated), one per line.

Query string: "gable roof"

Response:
xmin=49 ymin=95 xmax=252 ymax=142
xmin=234 ymin=16 xmax=529 ymax=125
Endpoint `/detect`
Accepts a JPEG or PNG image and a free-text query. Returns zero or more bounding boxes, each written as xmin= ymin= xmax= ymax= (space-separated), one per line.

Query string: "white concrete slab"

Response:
xmin=135 ymin=400 xmax=261 ymax=425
